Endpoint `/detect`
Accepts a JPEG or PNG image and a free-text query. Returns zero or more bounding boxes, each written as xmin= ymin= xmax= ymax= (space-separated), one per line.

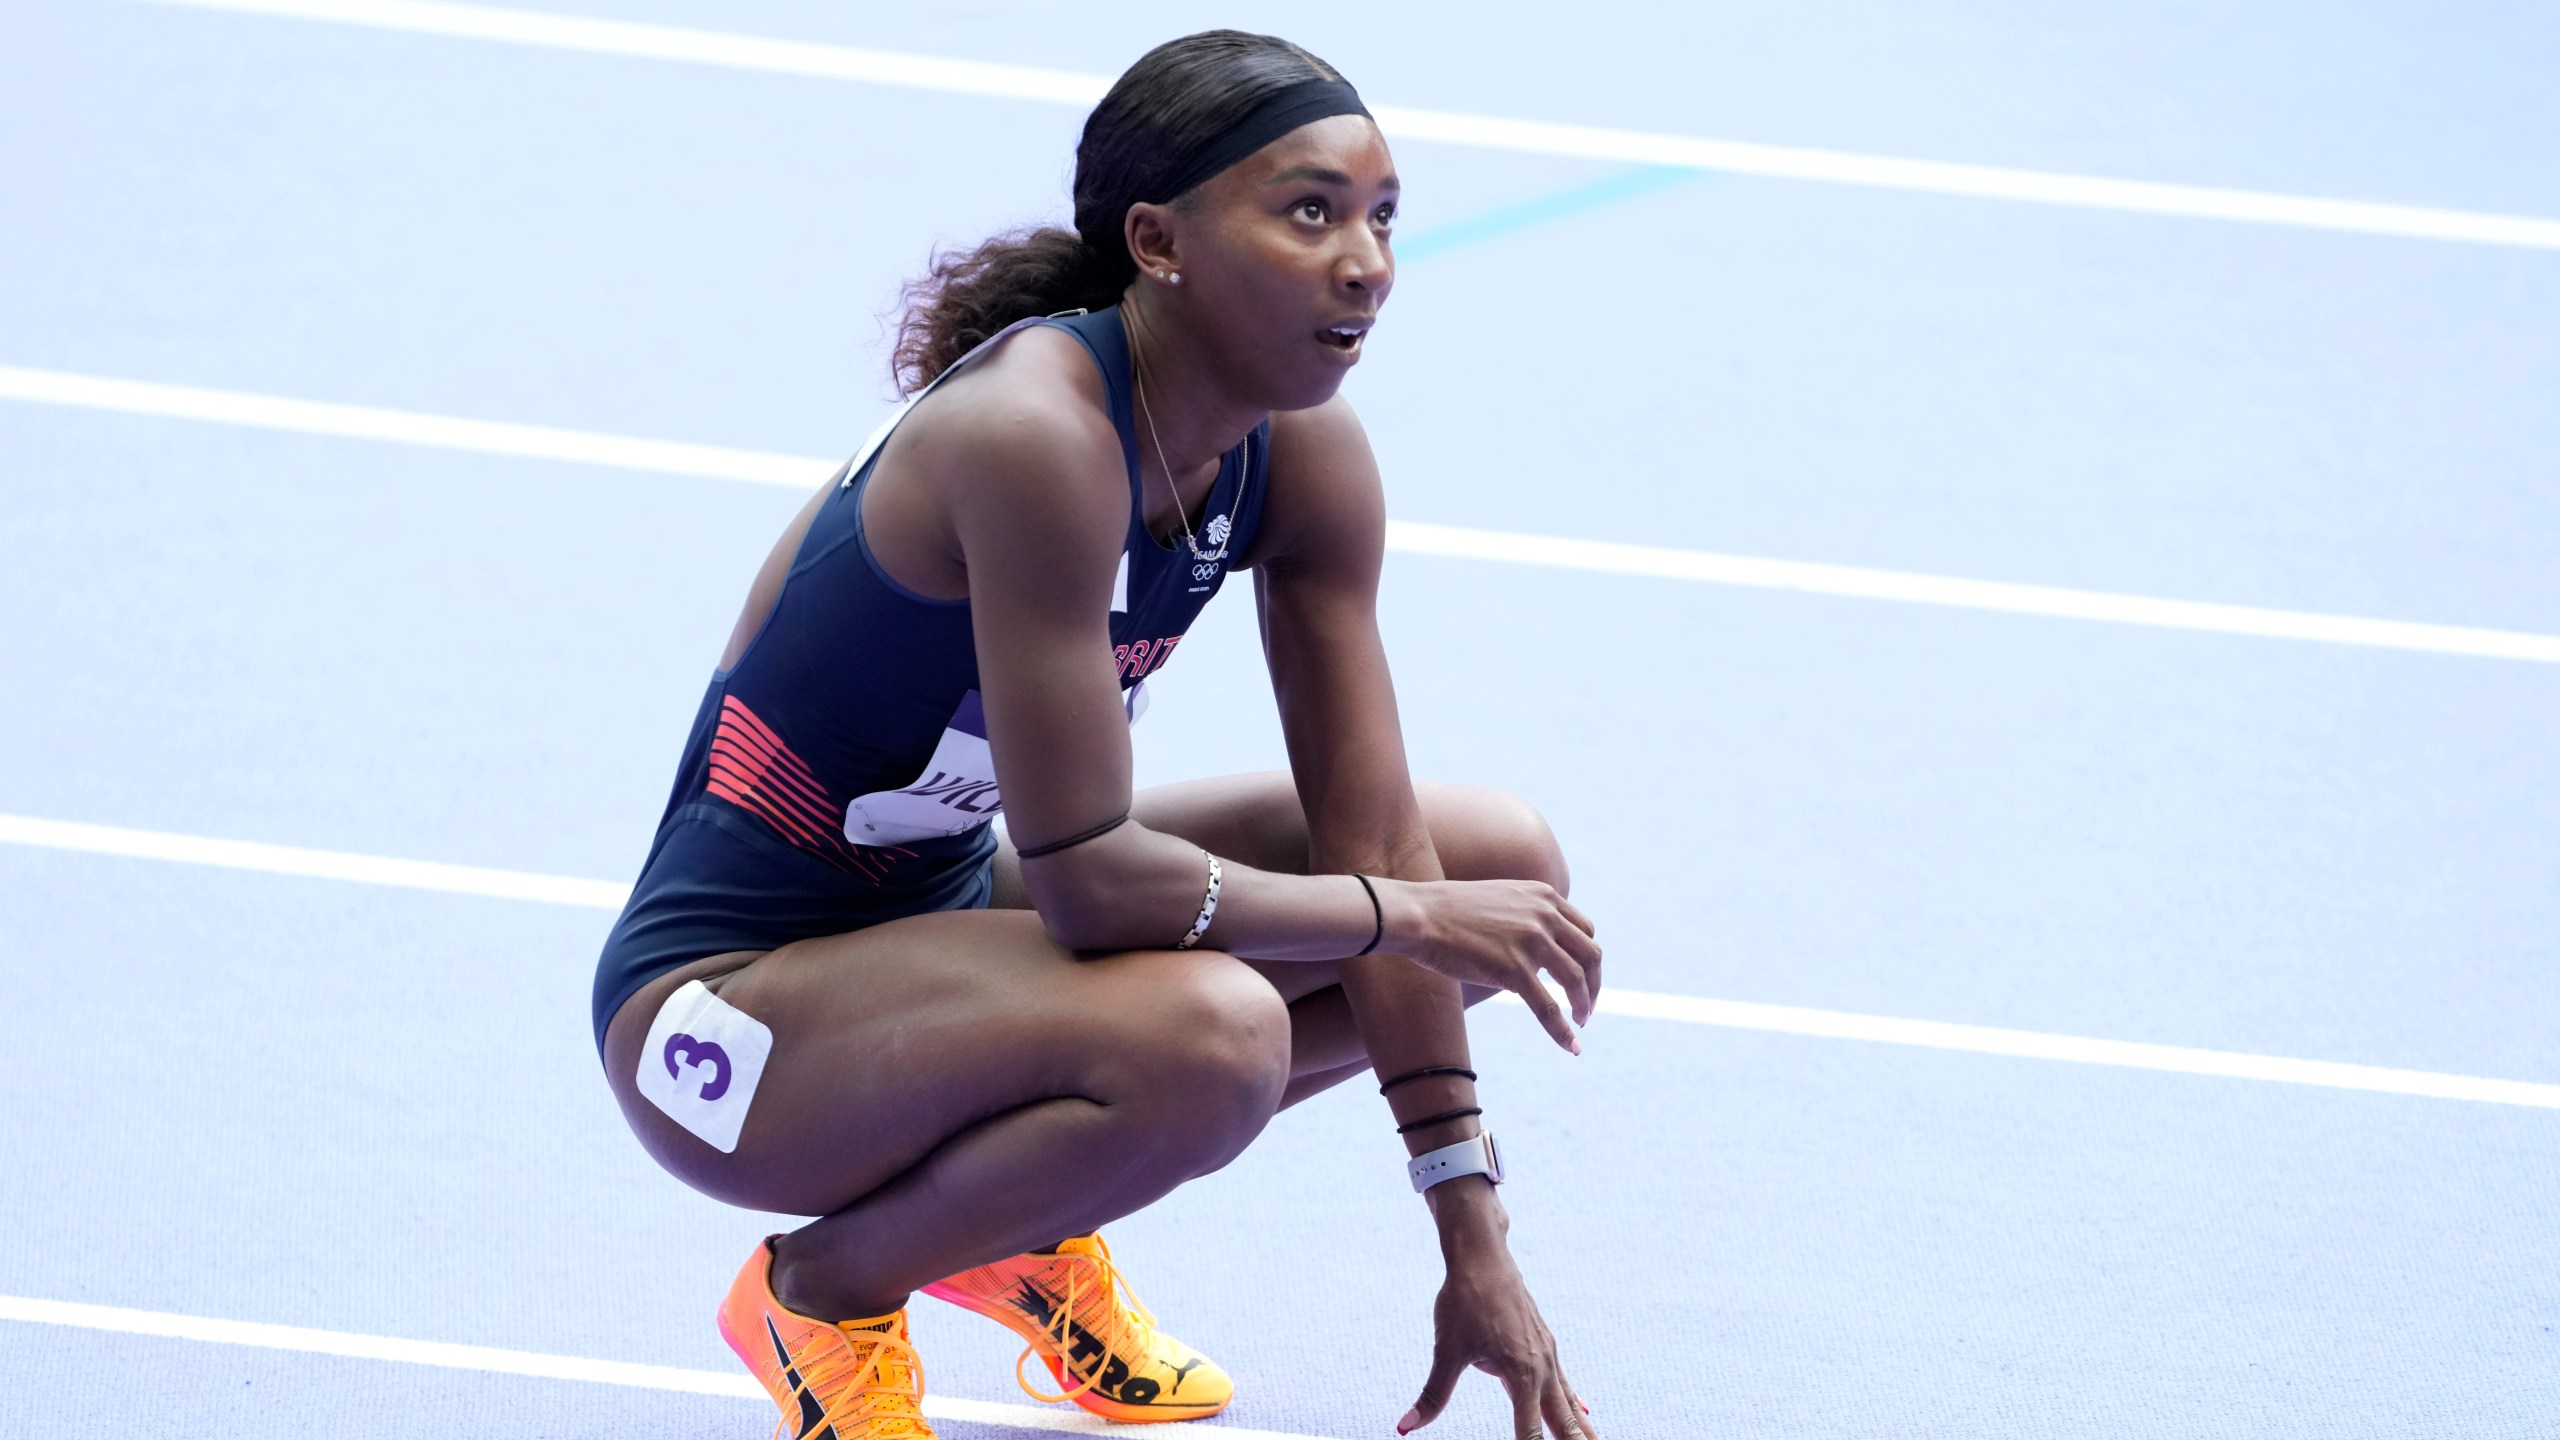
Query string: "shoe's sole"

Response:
xmin=918 ymin=1280 xmax=1230 ymax=1424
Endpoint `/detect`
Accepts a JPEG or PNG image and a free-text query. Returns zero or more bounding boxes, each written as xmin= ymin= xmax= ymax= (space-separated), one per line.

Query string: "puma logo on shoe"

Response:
xmin=766 ymin=1316 xmax=837 ymax=1439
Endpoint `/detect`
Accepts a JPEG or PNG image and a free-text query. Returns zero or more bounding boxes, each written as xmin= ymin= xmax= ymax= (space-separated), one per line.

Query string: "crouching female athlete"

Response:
xmin=593 ymin=30 xmax=1603 ymax=1440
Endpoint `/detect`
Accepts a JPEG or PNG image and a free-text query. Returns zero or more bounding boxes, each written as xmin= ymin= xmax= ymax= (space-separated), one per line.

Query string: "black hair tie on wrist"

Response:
xmin=1377 ymin=1065 xmax=1477 ymax=1096
xmin=1395 ymin=1107 xmax=1483 ymax=1135
xmin=1015 ymin=812 xmax=1128 ymax=860
xmin=1352 ymin=872 xmax=1384 ymax=956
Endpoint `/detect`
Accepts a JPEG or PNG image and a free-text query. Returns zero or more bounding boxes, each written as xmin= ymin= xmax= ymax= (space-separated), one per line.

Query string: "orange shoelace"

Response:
xmin=1010 ymin=1235 xmax=1164 ymax=1406
xmin=773 ymin=1321 xmax=934 ymax=1440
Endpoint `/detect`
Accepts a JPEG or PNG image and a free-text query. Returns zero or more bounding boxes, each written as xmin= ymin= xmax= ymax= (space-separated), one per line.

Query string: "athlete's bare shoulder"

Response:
xmin=863 ymin=324 xmax=1131 ymax=598
xmin=896 ymin=326 xmax=1122 ymax=503
xmin=1268 ymin=389 xmax=1374 ymax=462
xmin=1251 ymin=392 xmax=1385 ymax=576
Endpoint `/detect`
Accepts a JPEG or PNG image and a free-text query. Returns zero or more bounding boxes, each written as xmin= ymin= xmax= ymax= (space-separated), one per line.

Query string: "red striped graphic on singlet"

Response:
xmin=705 ymin=695 xmax=909 ymax=882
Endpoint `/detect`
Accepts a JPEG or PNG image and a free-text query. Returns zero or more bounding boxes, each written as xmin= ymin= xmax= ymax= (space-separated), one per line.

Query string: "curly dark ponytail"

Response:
xmin=890 ymin=30 xmax=1348 ymax=394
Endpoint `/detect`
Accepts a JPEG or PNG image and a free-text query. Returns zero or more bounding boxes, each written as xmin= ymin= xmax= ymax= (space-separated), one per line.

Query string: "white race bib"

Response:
xmin=846 ymin=685 xmax=1146 ymax=847
xmin=847 ymin=690 xmax=1003 ymax=846
xmin=634 ymin=980 xmax=773 ymax=1154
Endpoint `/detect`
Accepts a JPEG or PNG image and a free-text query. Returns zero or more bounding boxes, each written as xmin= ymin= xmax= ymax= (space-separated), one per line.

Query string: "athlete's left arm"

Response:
xmin=1252 ymin=397 xmax=1458 ymax=1068
xmin=1255 ymin=396 xmax=1600 ymax=1439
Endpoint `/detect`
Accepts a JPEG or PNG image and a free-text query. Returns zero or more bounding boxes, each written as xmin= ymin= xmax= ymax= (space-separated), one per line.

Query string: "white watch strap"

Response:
xmin=1407 ymin=1131 xmax=1504 ymax=1193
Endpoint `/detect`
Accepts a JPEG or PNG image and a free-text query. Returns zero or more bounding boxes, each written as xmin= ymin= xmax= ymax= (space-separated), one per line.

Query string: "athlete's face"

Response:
xmin=1165 ymin=115 xmax=1398 ymax=410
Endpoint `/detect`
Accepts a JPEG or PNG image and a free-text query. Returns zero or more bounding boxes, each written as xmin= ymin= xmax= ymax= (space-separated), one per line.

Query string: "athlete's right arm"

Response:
xmin=912 ymin=363 xmax=1388 ymax=971
xmin=936 ymin=350 xmax=1589 ymax=1031
xmin=920 ymin=363 xmax=1363 ymax=958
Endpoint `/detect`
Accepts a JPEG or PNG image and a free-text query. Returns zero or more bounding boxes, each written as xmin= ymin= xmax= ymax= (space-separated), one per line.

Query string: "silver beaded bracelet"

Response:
xmin=1172 ymin=851 xmax=1223 ymax=950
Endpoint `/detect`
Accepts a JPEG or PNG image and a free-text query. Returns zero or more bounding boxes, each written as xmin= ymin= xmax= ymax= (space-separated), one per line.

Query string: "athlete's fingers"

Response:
xmin=1538 ymin=944 xmax=1593 ymax=1027
xmin=1545 ymin=908 xmax=1603 ymax=981
xmin=1516 ymin=967 xmax=1580 ymax=1053
xmin=1545 ymin=1373 xmax=1600 ymax=1440
xmin=1556 ymin=917 xmax=1597 ymax=1009
xmin=1555 ymin=893 xmax=1597 ymax=939
xmin=1554 ymin=910 xmax=1604 ymax=968
xmin=1507 ymin=1366 xmax=1550 ymax=1440
xmin=1400 ymin=1338 xmax=1468 ymax=1434
xmin=1539 ymin=1378 xmax=1577 ymax=1440
xmin=1566 ymin=917 xmax=1607 ymax=999
xmin=1538 ymin=918 xmax=1599 ymax=1024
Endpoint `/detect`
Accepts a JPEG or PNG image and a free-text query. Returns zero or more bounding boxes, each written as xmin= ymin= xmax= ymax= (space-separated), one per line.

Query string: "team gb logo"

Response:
xmin=1203 ymin=514 xmax=1232 ymax=548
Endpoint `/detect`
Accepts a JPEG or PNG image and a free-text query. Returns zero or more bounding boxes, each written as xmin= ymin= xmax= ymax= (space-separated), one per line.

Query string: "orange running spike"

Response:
xmin=922 ymin=1232 xmax=1231 ymax=1423
xmin=718 ymin=1238 xmax=937 ymax=1440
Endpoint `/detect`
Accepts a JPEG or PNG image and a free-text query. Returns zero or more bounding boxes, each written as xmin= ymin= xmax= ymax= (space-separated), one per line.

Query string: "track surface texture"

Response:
xmin=4 ymin=1 xmax=2557 ymax=1435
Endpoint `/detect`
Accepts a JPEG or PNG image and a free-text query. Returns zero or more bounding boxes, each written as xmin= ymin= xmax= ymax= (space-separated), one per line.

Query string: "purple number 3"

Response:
xmin=663 ymin=1033 xmax=732 ymax=1102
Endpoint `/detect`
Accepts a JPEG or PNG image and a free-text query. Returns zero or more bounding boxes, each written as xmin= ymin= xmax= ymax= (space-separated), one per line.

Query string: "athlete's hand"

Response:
xmin=1383 ymin=878 xmax=1600 ymax=1053
xmin=1401 ymin=1195 xmax=1598 ymax=1439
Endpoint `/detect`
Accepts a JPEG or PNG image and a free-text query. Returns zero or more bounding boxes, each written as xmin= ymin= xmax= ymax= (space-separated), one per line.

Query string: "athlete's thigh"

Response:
xmin=602 ymin=909 xmax=1263 ymax=1216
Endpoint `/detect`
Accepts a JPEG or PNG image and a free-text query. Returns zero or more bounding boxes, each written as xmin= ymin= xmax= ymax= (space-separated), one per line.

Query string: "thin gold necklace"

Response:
xmin=1127 ymin=328 xmax=1247 ymax=564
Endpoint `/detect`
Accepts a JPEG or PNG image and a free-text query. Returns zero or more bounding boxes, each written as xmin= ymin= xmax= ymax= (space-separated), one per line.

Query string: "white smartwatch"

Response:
xmin=1407 ymin=1131 xmax=1504 ymax=1193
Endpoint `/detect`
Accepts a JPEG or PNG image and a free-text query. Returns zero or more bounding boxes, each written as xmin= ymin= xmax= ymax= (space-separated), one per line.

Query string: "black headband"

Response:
xmin=1147 ymin=77 xmax=1372 ymax=203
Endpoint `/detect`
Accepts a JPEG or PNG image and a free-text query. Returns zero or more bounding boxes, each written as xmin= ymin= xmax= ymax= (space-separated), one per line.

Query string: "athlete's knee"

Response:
xmin=1117 ymin=956 xmax=1289 ymax=1150
xmin=1439 ymin=785 xmax=1570 ymax=896
xmin=1166 ymin=958 xmax=1291 ymax=1109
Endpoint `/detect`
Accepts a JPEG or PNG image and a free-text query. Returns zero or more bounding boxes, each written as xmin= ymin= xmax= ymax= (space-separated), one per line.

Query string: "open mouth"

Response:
xmin=1319 ymin=323 xmax=1370 ymax=353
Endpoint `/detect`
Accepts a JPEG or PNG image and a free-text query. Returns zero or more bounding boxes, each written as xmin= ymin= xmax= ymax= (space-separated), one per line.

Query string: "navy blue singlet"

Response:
xmin=590 ymin=307 xmax=1270 ymax=1051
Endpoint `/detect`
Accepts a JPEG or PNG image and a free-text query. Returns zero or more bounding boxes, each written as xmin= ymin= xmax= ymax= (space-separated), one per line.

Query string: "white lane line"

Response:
xmin=8 ymin=812 xmax=2556 ymax=1111
xmin=1383 ymin=521 xmax=2560 ymax=664
xmin=9 ymin=363 xmax=2557 ymax=664
xmin=0 ymin=813 xmax=631 ymax=908
xmin=0 ymin=366 xmax=824 ymax=486
xmin=0 ymin=1295 xmax=1324 ymax=1438
xmin=138 ymin=0 xmax=2560 ymax=252
xmin=20 ymin=366 xmax=2560 ymax=666
xmin=1501 ymin=992 xmax=2560 ymax=1110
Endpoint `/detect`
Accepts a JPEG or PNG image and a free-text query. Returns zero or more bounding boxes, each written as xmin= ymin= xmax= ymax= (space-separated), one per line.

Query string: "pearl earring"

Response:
xmin=1169 ymin=271 xmax=1182 ymax=285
